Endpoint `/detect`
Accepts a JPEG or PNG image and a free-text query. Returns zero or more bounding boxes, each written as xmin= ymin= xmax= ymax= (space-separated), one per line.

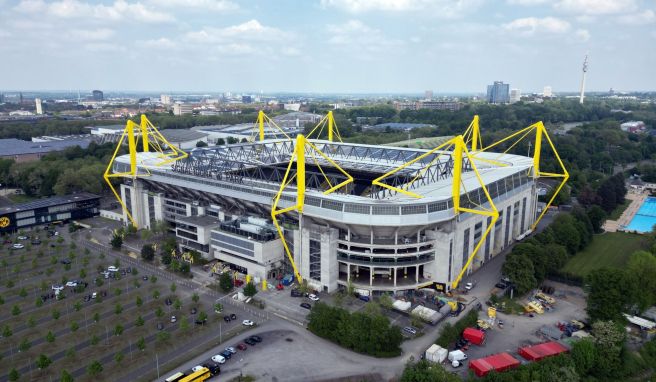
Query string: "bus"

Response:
xmin=179 ymin=368 xmax=211 ymax=382
xmin=164 ymin=372 xmax=186 ymax=382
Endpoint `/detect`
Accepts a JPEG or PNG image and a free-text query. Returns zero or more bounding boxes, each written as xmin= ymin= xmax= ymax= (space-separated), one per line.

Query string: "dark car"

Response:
xmin=300 ymin=302 xmax=312 ymax=310
xmin=244 ymin=338 xmax=256 ymax=346
xmin=223 ymin=315 xmax=232 ymax=322
xmin=165 ymin=298 xmax=173 ymax=306
xmin=250 ymin=335 xmax=262 ymax=343
xmin=495 ymin=282 xmax=507 ymax=289
xmin=195 ymin=318 xmax=207 ymax=325
xmin=290 ymin=289 xmax=303 ymax=297
xmin=220 ymin=350 xmax=232 ymax=359
xmin=207 ymin=364 xmax=220 ymax=376
xmin=142 ymin=276 xmax=149 ymax=281
xmin=126 ymin=267 xmax=132 ymax=273
xmin=157 ymin=322 xmax=164 ymax=330
xmin=237 ymin=343 xmax=247 ymax=351
xmin=190 ymin=307 xmax=197 ymax=315
xmin=31 ymin=239 xmax=41 ymax=245
xmin=230 ymin=313 xmax=236 ymax=320
xmin=60 ymin=259 xmax=72 ymax=265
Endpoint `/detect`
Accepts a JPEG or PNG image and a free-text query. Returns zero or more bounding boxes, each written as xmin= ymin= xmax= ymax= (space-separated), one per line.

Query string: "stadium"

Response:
xmin=107 ymin=114 xmax=567 ymax=294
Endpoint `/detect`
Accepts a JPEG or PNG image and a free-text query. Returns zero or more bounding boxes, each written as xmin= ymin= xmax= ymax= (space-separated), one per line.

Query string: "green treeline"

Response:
xmin=307 ymin=302 xmax=403 ymax=357
xmin=0 ymin=142 xmax=120 ymax=197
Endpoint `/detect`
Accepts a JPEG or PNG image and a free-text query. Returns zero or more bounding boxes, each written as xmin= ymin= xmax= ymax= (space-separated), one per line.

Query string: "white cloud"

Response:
xmin=67 ymin=28 xmax=115 ymax=41
xmin=506 ymin=0 xmax=549 ymax=5
xmin=503 ymin=17 xmax=571 ymax=35
xmin=575 ymin=28 xmax=590 ymax=41
xmin=145 ymin=0 xmax=238 ymax=12
xmin=554 ymin=0 xmax=637 ymax=15
xmin=321 ymin=0 xmax=482 ymax=17
xmin=14 ymin=0 xmax=174 ymax=23
xmin=84 ymin=42 xmax=126 ymax=52
xmin=618 ymin=9 xmax=656 ymax=25
xmin=185 ymin=20 xmax=291 ymax=43
xmin=326 ymin=20 xmax=402 ymax=54
xmin=136 ymin=37 xmax=177 ymax=49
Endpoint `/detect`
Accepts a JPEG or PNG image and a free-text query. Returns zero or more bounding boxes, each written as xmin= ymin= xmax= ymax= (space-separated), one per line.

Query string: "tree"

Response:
xmin=136 ymin=315 xmax=144 ymax=327
xmin=2 ymin=325 xmax=12 ymax=338
xmin=87 ymin=360 xmax=103 ymax=377
xmin=114 ymin=351 xmax=124 ymax=364
xmin=174 ymin=298 xmax=182 ymax=310
xmin=156 ymin=307 xmax=164 ymax=318
xmin=11 ymin=304 xmax=20 ymax=316
xmin=141 ymin=244 xmax=155 ymax=261
xmin=8 ymin=368 xmax=19 ymax=382
xmin=157 ymin=331 xmax=171 ymax=343
xmin=198 ymin=311 xmax=208 ymax=323
xmin=153 ymin=290 xmax=160 ymax=300
xmin=114 ymin=324 xmax=124 ymax=336
xmin=137 ymin=337 xmax=146 ymax=351
xmin=192 ymin=293 xmax=199 ymax=304
xmin=36 ymin=354 xmax=52 ymax=369
xmin=501 ymin=252 xmax=537 ymax=295
xmin=571 ymin=338 xmax=597 ymax=375
xmin=627 ymin=250 xmax=656 ymax=310
xmin=46 ymin=331 xmax=55 ymax=343
xmin=52 ymin=309 xmax=61 ymax=320
xmin=586 ymin=205 xmax=606 ymax=233
xmin=110 ymin=232 xmax=123 ymax=249
xmin=74 ymin=301 xmax=82 ymax=311
xmin=244 ymin=281 xmax=258 ymax=297
xmin=90 ymin=334 xmax=100 ymax=346
xmin=136 ymin=295 xmax=143 ymax=307
xmin=60 ymin=369 xmax=74 ymax=382
xmin=591 ymin=321 xmax=625 ymax=379
xmin=115 ymin=303 xmax=123 ymax=315
xmin=586 ymin=268 xmax=635 ymax=322
xmin=70 ymin=321 xmax=79 ymax=332
xmin=219 ymin=271 xmax=234 ymax=292
xmin=400 ymin=360 xmax=460 ymax=382
xmin=196 ymin=140 xmax=208 ymax=147
xmin=19 ymin=338 xmax=31 ymax=352
xmin=170 ymin=283 xmax=177 ymax=293
xmin=93 ymin=312 xmax=100 ymax=322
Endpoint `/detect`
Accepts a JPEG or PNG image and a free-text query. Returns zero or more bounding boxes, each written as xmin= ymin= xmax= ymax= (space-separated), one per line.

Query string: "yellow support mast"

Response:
xmin=306 ymin=111 xmax=343 ymax=142
xmin=472 ymin=121 xmax=569 ymax=230
xmin=372 ymin=135 xmax=499 ymax=290
xmin=103 ymin=115 xmax=188 ymax=228
xmin=271 ymin=134 xmax=354 ymax=283
xmin=251 ymin=110 xmax=290 ymax=141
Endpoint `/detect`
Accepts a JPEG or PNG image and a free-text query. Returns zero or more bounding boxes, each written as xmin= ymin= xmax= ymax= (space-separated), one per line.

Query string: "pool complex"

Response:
xmin=625 ymin=197 xmax=656 ymax=233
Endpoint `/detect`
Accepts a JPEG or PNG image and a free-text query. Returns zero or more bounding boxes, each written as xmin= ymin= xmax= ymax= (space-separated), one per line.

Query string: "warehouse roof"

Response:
xmin=159 ymin=129 xmax=208 ymax=143
xmin=0 ymin=138 xmax=91 ymax=156
xmin=0 ymin=192 xmax=100 ymax=215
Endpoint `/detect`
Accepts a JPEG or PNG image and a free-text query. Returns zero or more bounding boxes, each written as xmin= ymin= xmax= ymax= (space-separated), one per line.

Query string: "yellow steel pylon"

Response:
xmin=371 ymin=135 xmax=499 ymax=289
xmin=103 ymin=115 xmax=188 ymax=228
xmin=252 ymin=110 xmax=291 ymax=141
xmin=306 ymin=111 xmax=342 ymax=142
xmin=271 ymin=134 xmax=354 ymax=283
xmin=472 ymin=121 xmax=569 ymax=230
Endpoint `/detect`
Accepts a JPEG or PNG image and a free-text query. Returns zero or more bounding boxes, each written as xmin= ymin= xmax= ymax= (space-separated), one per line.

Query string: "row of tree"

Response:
xmin=307 ymin=302 xmax=403 ymax=357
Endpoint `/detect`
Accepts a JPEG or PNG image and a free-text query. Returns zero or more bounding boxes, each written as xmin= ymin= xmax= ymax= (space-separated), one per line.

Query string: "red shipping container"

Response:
xmin=469 ymin=353 xmax=520 ymax=377
xmin=463 ymin=327 xmax=486 ymax=345
xmin=518 ymin=341 xmax=568 ymax=361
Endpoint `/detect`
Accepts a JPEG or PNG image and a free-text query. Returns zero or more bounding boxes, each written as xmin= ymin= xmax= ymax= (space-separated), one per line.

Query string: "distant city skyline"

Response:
xmin=0 ymin=0 xmax=654 ymax=93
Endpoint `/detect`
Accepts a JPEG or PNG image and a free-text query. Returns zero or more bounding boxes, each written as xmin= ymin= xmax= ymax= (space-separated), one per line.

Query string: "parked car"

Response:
xmin=190 ymin=307 xmax=197 ymax=315
xmin=142 ymin=276 xmax=149 ymax=281
xmin=211 ymin=354 xmax=226 ymax=364
xmin=220 ymin=350 xmax=232 ymax=359
xmin=300 ymin=302 xmax=312 ymax=310
xmin=11 ymin=243 xmax=24 ymax=249
xmin=157 ymin=322 xmax=164 ymax=330
xmin=170 ymin=315 xmax=177 ymax=323
xmin=495 ymin=282 xmax=507 ymax=289
xmin=65 ymin=281 xmax=77 ymax=287
xmin=195 ymin=318 xmax=207 ymax=325
xmin=207 ymin=364 xmax=220 ymax=376
xmin=290 ymin=289 xmax=303 ymax=297
xmin=244 ymin=338 xmax=256 ymax=346
xmin=242 ymin=319 xmax=254 ymax=326
xmin=225 ymin=346 xmax=236 ymax=354
xmin=465 ymin=282 xmax=473 ymax=291
xmin=107 ymin=266 xmax=118 ymax=272
xmin=165 ymin=298 xmax=173 ymax=306
xmin=308 ymin=294 xmax=320 ymax=302
xmin=230 ymin=313 xmax=236 ymax=320
xmin=276 ymin=283 xmax=284 ymax=290
xmin=403 ymin=326 xmax=417 ymax=335
xmin=223 ymin=315 xmax=232 ymax=322
xmin=191 ymin=365 xmax=205 ymax=373
xmin=17 ymin=236 xmax=28 ymax=240
xmin=236 ymin=343 xmax=247 ymax=351
xmin=250 ymin=335 xmax=262 ymax=343
xmin=358 ymin=295 xmax=370 ymax=302
xmin=51 ymin=285 xmax=64 ymax=291
xmin=31 ymin=239 xmax=41 ymax=245
xmin=60 ymin=259 xmax=71 ymax=264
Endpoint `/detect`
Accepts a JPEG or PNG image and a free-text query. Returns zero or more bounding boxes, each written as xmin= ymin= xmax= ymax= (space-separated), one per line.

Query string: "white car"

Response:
xmin=242 ymin=319 xmax=254 ymax=326
xmin=92 ymin=292 xmax=97 ymax=299
xmin=65 ymin=281 xmax=78 ymax=287
xmin=191 ymin=365 xmax=205 ymax=372
xmin=17 ymin=236 xmax=28 ymax=240
xmin=170 ymin=315 xmax=177 ymax=323
xmin=308 ymin=294 xmax=320 ymax=302
xmin=51 ymin=285 xmax=64 ymax=291
xmin=53 ymin=231 xmax=59 ymax=236
xmin=107 ymin=266 xmax=119 ymax=272
xmin=465 ymin=282 xmax=473 ymax=291
xmin=211 ymin=354 xmax=226 ymax=364
xmin=225 ymin=346 xmax=236 ymax=354
xmin=11 ymin=244 xmax=24 ymax=249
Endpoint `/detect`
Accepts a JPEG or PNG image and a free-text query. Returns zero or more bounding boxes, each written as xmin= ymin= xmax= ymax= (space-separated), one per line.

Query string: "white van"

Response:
xmin=448 ymin=350 xmax=468 ymax=363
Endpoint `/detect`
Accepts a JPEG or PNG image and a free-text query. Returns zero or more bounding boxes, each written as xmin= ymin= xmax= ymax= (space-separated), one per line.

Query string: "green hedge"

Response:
xmin=435 ymin=309 xmax=478 ymax=348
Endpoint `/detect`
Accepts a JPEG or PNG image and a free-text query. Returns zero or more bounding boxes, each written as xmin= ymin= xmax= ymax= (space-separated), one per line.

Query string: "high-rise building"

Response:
xmin=509 ymin=89 xmax=521 ymax=104
xmin=35 ymin=98 xmax=43 ymax=115
xmin=161 ymin=94 xmax=172 ymax=105
xmin=19 ymin=92 xmax=23 ymax=105
xmin=92 ymin=90 xmax=104 ymax=101
xmin=242 ymin=95 xmax=252 ymax=104
xmin=0 ymin=93 xmax=4 ymax=103
xmin=486 ymin=81 xmax=510 ymax=104
xmin=543 ymin=86 xmax=552 ymax=98
xmin=173 ymin=103 xmax=193 ymax=116
xmin=424 ymin=90 xmax=433 ymax=100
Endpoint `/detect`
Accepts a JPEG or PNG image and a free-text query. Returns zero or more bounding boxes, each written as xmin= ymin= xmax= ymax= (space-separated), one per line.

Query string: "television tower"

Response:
xmin=579 ymin=54 xmax=588 ymax=104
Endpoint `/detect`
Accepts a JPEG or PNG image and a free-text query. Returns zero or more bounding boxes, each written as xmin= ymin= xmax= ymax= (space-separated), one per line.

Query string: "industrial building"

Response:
xmin=106 ymin=112 xmax=567 ymax=294
xmin=0 ymin=193 xmax=100 ymax=234
xmin=0 ymin=138 xmax=92 ymax=162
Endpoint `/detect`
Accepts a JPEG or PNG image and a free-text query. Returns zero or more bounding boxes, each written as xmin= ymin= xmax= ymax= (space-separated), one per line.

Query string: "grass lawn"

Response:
xmin=561 ymin=232 xmax=649 ymax=276
xmin=608 ymin=198 xmax=632 ymax=220
xmin=7 ymin=193 xmax=37 ymax=203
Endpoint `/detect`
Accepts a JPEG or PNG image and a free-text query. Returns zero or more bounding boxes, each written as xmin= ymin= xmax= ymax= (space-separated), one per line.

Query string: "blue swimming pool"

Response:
xmin=625 ymin=197 xmax=656 ymax=233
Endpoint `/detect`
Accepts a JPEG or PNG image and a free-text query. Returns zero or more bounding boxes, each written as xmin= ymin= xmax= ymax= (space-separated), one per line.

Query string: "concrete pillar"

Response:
xmin=416 ymin=265 xmax=419 ymax=283
xmin=370 ymin=267 xmax=373 ymax=286
xmin=394 ymin=268 xmax=397 ymax=287
xmin=347 ymin=263 xmax=350 ymax=282
xmin=404 ymin=267 xmax=408 ymax=278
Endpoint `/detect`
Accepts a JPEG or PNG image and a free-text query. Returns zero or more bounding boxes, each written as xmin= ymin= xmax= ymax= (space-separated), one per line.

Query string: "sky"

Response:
xmin=0 ymin=0 xmax=655 ymax=93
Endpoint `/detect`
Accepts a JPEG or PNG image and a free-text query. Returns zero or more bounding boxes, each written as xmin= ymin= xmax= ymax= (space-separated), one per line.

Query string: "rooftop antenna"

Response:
xmin=579 ymin=54 xmax=588 ymax=104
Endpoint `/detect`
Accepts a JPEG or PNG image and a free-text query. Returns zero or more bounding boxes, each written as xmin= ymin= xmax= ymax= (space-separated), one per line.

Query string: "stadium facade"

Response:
xmin=113 ymin=137 xmax=538 ymax=294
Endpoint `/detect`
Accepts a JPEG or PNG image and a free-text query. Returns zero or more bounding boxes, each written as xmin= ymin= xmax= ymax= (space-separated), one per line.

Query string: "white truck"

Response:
xmin=448 ymin=350 xmax=468 ymax=367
